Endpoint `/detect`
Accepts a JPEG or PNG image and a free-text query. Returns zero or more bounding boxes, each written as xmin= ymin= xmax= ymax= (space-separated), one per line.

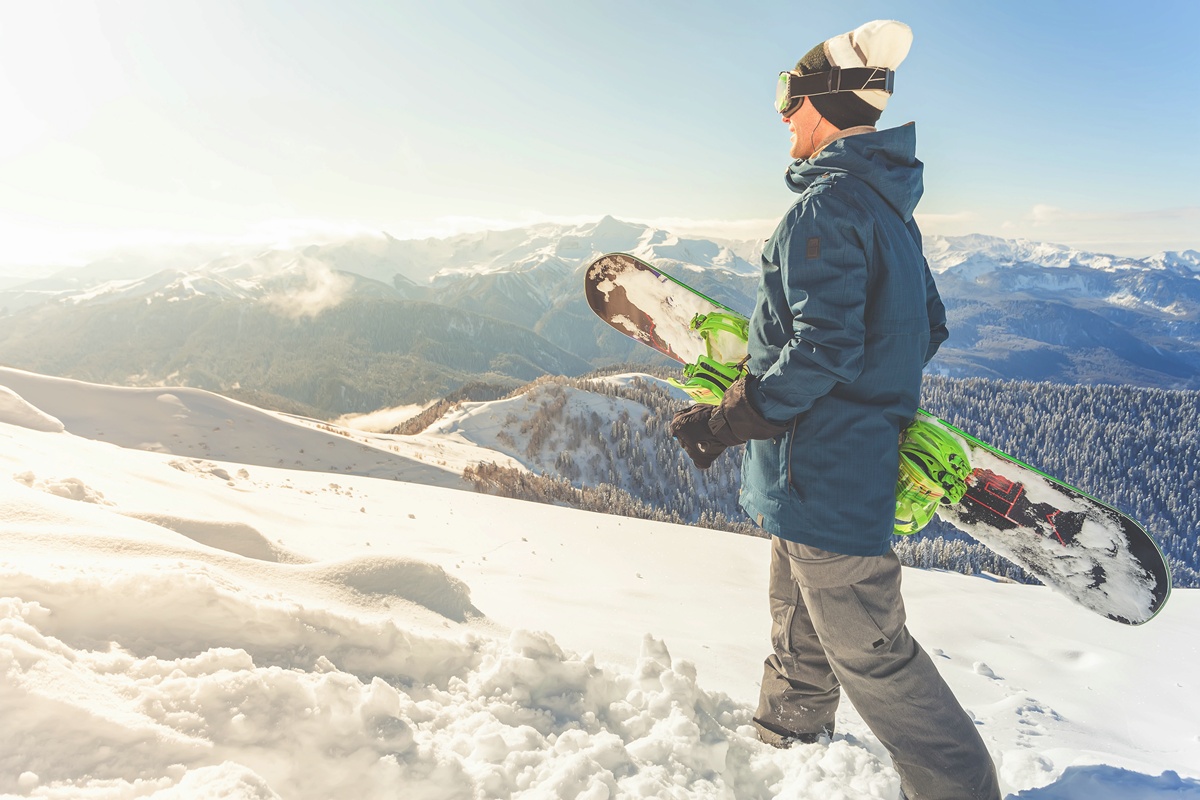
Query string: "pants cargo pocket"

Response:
xmin=769 ymin=594 xmax=799 ymax=656
xmin=807 ymin=584 xmax=894 ymax=658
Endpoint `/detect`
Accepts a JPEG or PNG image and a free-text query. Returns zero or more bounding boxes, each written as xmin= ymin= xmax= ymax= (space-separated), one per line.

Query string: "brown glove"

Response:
xmin=708 ymin=377 xmax=789 ymax=445
xmin=670 ymin=379 xmax=788 ymax=470
xmin=670 ymin=404 xmax=728 ymax=469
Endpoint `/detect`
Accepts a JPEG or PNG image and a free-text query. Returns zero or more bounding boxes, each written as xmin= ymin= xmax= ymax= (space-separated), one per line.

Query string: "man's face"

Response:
xmin=783 ymin=97 xmax=823 ymax=160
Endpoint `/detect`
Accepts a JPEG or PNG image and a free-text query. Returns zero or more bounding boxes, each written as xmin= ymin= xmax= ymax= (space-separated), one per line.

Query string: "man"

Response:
xmin=670 ymin=20 xmax=1002 ymax=800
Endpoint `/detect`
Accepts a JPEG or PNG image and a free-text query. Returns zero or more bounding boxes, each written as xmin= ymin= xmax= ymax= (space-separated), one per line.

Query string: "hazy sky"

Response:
xmin=1 ymin=0 xmax=1198 ymax=272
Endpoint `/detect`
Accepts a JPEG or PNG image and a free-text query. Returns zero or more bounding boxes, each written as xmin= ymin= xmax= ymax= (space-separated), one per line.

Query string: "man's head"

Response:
xmin=778 ymin=19 xmax=912 ymax=156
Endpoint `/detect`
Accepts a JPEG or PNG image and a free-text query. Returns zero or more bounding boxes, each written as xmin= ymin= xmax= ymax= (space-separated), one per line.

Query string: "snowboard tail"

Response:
xmin=920 ymin=409 xmax=1172 ymax=626
xmin=584 ymin=252 xmax=1172 ymax=625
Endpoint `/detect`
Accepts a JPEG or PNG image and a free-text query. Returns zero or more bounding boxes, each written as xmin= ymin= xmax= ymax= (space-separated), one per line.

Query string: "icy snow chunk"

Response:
xmin=974 ymin=661 xmax=1002 ymax=680
xmin=13 ymin=472 xmax=113 ymax=505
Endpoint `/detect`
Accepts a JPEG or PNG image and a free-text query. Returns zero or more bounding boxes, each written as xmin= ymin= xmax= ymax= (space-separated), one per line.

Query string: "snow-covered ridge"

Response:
xmin=3 ymin=219 xmax=1195 ymax=317
xmin=424 ymin=215 xmax=760 ymax=283
xmin=0 ymin=216 xmax=760 ymax=313
xmin=924 ymin=233 xmax=1199 ymax=277
xmin=3 ymin=219 xmax=1198 ymax=408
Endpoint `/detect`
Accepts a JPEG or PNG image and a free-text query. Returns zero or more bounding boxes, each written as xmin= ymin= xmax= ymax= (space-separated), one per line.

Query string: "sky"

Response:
xmin=1 ymin=0 xmax=1198 ymax=274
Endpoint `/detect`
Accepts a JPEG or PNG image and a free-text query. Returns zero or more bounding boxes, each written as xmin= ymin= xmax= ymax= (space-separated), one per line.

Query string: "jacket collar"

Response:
xmin=812 ymin=125 xmax=876 ymax=156
xmin=785 ymin=124 xmax=923 ymax=221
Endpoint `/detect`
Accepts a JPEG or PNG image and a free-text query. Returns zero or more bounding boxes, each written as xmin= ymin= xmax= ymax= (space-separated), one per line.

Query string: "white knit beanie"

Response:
xmin=795 ymin=19 xmax=913 ymax=128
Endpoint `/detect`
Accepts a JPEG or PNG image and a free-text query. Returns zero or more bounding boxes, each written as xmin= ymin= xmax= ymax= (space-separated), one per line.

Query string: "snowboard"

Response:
xmin=585 ymin=252 xmax=1172 ymax=625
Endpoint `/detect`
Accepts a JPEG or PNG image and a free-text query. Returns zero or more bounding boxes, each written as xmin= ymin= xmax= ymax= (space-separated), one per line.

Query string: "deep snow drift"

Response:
xmin=1 ymin=369 xmax=1197 ymax=799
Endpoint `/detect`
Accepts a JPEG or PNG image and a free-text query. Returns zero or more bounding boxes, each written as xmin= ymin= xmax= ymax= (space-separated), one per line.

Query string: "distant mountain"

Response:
xmin=0 ymin=296 xmax=589 ymax=414
xmin=919 ymin=235 xmax=1200 ymax=386
xmin=1 ymin=219 xmax=1197 ymax=414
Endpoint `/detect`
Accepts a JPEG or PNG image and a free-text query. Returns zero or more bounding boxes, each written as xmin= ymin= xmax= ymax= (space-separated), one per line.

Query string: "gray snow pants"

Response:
xmin=754 ymin=536 xmax=1001 ymax=800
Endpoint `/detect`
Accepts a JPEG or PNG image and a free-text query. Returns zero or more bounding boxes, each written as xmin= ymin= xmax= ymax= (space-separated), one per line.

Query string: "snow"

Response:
xmin=0 ymin=367 xmax=501 ymax=488
xmin=923 ymin=235 xmax=1152 ymax=275
xmin=1 ymin=368 xmax=1198 ymax=799
xmin=587 ymin=373 xmax=693 ymax=402
xmin=6 ymin=218 xmax=764 ymax=313
xmin=334 ymin=403 xmax=431 ymax=433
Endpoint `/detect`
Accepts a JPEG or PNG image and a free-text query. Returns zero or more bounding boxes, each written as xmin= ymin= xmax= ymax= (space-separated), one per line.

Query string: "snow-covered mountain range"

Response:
xmin=1 ymin=366 xmax=1198 ymax=799
xmin=1 ymin=218 xmax=1198 ymax=414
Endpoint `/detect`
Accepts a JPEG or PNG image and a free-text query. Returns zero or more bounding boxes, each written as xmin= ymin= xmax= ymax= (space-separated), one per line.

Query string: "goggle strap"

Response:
xmin=785 ymin=66 xmax=895 ymax=97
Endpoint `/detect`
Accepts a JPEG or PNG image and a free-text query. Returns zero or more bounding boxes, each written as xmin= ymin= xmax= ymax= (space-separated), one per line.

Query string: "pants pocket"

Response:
xmin=789 ymin=548 xmax=907 ymax=653
xmin=769 ymin=597 xmax=799 ymax=656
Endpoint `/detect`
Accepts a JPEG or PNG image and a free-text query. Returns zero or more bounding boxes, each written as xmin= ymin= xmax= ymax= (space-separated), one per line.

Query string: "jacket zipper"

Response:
xmin=786 ymin=417 xmax=798 ymax=495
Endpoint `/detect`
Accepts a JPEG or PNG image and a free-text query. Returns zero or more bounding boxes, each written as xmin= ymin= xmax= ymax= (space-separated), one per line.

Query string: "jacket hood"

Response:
xmin=785 ymin=124 xmax=923 ymax=221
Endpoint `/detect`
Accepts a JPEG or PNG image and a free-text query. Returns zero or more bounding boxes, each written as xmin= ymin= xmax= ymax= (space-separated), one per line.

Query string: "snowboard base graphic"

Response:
xmin=585 ymin=252 xmax=1172 ymax=625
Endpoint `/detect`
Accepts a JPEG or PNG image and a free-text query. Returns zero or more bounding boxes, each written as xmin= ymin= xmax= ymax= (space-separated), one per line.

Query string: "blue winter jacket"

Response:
xmin=740 ymin=124 xmax=948 ymax=556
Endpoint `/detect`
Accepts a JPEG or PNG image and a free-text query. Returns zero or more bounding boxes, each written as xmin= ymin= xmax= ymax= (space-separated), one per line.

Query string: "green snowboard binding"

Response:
xmin=666 ymin=312 xmax=750 ymax=404
xmin=894 ymin=418 xmax=973 ymax=535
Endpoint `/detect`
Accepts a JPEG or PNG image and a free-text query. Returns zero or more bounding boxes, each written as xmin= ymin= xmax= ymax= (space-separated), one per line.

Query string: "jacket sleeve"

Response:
xmin=749 ymin=196 xmax=868 ymax=423
xmin=923 ymin=257 xmax=948 ymax=366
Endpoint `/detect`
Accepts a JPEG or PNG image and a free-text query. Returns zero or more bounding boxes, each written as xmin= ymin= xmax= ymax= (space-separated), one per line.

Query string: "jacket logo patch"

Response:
xmin=806 ymin=237 xmax=820 ymax=260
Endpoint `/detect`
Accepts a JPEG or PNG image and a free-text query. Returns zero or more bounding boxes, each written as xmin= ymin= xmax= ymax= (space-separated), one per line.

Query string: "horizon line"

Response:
xmin=1 ymin=213 xmax=1197 ymax=275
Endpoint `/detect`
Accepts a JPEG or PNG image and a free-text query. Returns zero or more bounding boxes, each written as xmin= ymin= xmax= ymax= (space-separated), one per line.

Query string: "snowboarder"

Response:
xmin=669 ymin=20 xmax=1002 ymax=800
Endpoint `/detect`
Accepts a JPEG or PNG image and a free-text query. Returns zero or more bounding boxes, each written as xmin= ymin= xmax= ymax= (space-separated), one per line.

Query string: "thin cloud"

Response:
xmin=261 ymin=259 xmax=354 ymax=320
xmin=914 ymin=211 xmax=979 ymax=225
xmin=1028 ymin=205 xmax=1200 ymax=225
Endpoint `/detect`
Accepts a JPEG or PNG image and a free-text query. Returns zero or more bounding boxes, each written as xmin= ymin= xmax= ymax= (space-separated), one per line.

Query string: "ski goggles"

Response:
xmin=775 ymin=66 xmax=895 ymax=117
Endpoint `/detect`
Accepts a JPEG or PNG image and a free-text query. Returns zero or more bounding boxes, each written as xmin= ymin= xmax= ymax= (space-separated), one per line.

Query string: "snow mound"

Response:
xmin=13 ymin=471 xmax=112 ymax=504
xmin=0 ymin=385 xmax=64 ymax=432
xmin=125 ymin=513 xmax=300 ymax=563
xmin=304 ymin=557 xmax=481 ymax=622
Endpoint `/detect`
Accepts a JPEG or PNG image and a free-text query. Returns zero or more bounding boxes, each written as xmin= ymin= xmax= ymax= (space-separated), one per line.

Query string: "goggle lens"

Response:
xmin=775 ymin=72 xmax=791 ymax=114
xmin=775 ymin=72 xmax=804 ymax=116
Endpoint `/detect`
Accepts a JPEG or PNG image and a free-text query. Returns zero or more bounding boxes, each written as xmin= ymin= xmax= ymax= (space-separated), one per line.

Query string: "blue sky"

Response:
xmin=1 ymin=0 xmax=1197 ymax=271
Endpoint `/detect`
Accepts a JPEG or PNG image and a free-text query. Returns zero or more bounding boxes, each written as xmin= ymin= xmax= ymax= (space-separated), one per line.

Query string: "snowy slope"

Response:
xmin=425 ymin=380 xmax=673 ymax=484
xmin=0 ymin=367 xmax=505 ymax=489
xmin=1 ymin=371 xmax=1198 ymax=799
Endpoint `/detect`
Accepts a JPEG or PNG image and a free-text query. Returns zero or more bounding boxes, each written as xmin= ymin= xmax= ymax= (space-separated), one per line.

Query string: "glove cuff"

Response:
xmin=708 ymin=377 xmax=789 ymax=445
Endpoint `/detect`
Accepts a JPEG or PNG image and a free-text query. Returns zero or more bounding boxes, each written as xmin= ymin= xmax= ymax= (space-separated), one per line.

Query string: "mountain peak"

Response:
xmin=1147 ymin=249 xmax=1200 ymax=274
xmin=584 ymin=215 xmax=647 ymax=240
